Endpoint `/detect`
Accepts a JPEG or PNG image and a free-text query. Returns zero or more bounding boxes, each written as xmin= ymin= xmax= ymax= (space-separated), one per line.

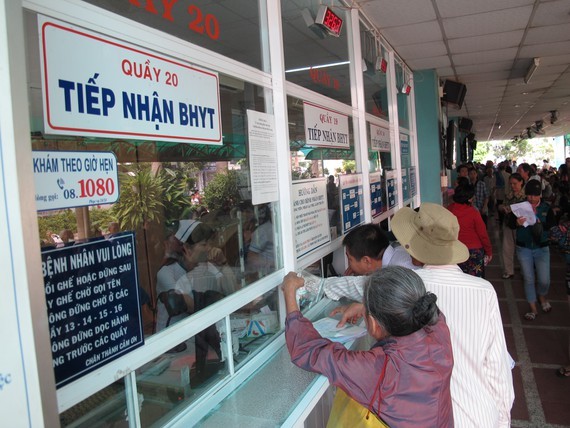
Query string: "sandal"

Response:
xmin=556 ymin=367 xmax=570 ymax=378
xmin=541 ymin=302 xmax=552 ymax=313
xmin=502 ymin=273 xmax=514 ymax=279
xmin=524 ymin=312 xmax=537 ymax=321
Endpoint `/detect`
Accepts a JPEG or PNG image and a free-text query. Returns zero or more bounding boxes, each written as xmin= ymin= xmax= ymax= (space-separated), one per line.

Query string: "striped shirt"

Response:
xmin=322 ymin=264 xmax=514 ymax=427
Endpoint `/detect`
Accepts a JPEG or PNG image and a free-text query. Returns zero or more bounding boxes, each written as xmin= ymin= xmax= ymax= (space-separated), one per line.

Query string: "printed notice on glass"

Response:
xmin=370 ymin=123 xmax=390 ymax=152
xmin=303 ymin=102 xmax=349 ymax=148
xmin=292 ymin=179 xmax=331 ymax=259
xmin=42 ymin=233 xmax=143 ymax=388
xmin=400 ymin=133 xmax=411 ymax=168
xmin=386 ymin=170 xmax=397 ymax=209
xmin=370 ymin=171 xmax=384 ymax=218
xmin=247 ymin=110 xmax=278 ymax=205
xmin=410 ymin=166 xmax=417 ymax=197
xmin=401 ymin=168 xmax=410 ymax=202
xmin=38 ymin=16 xmax=221 ymax=144
xmin=33 ymin=151 xmax=119 ymax=211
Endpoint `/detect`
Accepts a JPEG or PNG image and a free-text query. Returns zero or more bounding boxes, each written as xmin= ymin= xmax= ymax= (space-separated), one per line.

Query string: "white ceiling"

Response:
xmin=355 ymin=0 xmax=570 ymax=141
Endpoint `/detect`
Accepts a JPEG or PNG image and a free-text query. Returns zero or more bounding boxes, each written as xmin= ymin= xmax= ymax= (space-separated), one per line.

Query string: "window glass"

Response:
xmin=59 ymin=382 xmax=127 ymax=427
xmin=360 ymin=26 xmax=389 ymax=120
xmin=395 ymin=61 xmax=410 ymax=129
xmin=136 ymin=319 xmax=230 ymax=426
xmin=231 ymin=288 xmax=281 ymax=369
xmin=287 ymin=96 xmax=354 ymax=239
xmin=368 ymin=122 xmax=391 ymax=218
xmin=282 ymin=1 xmax=351 ymax=104
xmin=82 ymin=0 xmax=266 ymax=70
xmin=26 ymin=9 xmax=282 ymax=416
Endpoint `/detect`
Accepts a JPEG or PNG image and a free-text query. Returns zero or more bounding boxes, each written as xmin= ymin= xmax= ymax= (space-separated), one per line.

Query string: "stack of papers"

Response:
xmin=510 ymin=201 xmax=536 ymax=227
xmin=312 ymin=317 xmax=368 ymax=344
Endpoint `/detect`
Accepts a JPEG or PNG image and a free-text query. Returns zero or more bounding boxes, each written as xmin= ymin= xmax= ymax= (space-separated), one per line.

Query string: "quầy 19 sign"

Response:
xmin=33 ymin=151 xmax=119 ymax=211
xmin=38 ymin=16 xmax=222 ymax=144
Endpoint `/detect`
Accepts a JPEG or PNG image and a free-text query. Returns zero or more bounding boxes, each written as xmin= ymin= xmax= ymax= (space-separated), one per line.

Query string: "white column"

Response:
xmin=0 ymin=1 xmax=59 ymax=426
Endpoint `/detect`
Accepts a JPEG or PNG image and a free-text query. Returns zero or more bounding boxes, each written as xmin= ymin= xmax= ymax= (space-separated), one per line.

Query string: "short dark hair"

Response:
xmin=456 ymin=176 xmax=470 ymax=188
xmin=453 ymin=183 xmax=475 ymax=204
xmin=518 ymin=163 xmax=531 ymax=176
xmin=365 ymin=266 xmax=439 ymax=336
xmin=509 ymin=172 xmax=524 ymax=184
xmin=342 ymin=223 xmax=389 ymax=261
xmin=457 ymin=164 xmax=468 ymax=174
xmin=525 ymin=179 xmax=542 ymax=196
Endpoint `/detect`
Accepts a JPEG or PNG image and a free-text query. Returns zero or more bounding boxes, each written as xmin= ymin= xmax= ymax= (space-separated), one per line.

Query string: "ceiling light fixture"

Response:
xmin=524 ymin=57 xmax=540 ymax=84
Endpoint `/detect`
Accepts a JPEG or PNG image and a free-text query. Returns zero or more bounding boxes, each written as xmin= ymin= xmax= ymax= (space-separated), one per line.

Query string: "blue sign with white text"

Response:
xmin=42 ymin=232 xmax=143 ymax=388
xmin=341 ymin=185 xmax=364 ymax=234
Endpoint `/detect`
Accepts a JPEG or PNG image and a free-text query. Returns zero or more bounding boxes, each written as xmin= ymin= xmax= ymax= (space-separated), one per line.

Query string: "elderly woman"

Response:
xmin=283 ymin=266 xmax=453 ymax=428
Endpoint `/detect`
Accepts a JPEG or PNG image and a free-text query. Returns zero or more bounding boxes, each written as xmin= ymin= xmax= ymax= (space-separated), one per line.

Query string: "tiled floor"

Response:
xmin=485 ymin=215 xmax=570 ymax=427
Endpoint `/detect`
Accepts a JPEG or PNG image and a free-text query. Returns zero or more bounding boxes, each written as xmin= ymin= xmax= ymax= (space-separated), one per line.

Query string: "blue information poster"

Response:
xmin=400 ymin=133 xmax=411 ymax=168
xmin=42 ymin=232 xmax=143 ymax=388
xmin=339 ymin=174 xmax=364 ymax=234
xmin=370 ymin=171 xmax=384 ymax=218
xmin=409 ymin=166 xmax=417 ymax=197
xmin=401 ymin=168 xmax=410 ymax=202
xmin=386 ymin=171 xmax=397 ymax=209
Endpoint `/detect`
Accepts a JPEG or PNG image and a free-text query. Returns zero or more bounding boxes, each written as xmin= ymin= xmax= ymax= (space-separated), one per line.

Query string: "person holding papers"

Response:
xmin=282 ymin=266 xmax=453 ymax=428
xmin=508 ymin=179 xmax=556 ymax=320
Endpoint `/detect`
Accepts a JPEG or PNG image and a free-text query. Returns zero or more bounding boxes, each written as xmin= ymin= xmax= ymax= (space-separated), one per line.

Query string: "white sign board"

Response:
xmin=39 ymin=16 xmax=222 ymax=144
xmin=292 ymin=179 xmax=331 ymax=259
xmin=33 ymin=151 xmax=119 ymax=211
xmin=247 ymin=110 xmax=279 ymax=205
xmin=370 ymin=123 xmax=390 ymax=152
xmin=303 ymin=102 xmax=349 ymax=148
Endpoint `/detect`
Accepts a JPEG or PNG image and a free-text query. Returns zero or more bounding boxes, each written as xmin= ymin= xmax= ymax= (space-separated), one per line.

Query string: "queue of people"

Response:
xmin=279 ymin=158 xmax=570 ymax=426
xmin=285 ymin=203 xmax=514 ymax=427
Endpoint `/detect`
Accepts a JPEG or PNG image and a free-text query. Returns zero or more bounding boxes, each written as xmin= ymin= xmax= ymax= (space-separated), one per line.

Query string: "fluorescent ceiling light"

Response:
xmin=524 ymin=57 xmax=540 ymax=84
xmin=285 ymin=61 xmax=350 ymax=73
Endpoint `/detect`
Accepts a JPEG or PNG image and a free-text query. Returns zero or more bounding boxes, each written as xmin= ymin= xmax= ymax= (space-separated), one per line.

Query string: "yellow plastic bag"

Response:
xmin=326 ymin=388 xmax=389 ymax=428
xmin=327 ymin=355 xmax=389 ymax=428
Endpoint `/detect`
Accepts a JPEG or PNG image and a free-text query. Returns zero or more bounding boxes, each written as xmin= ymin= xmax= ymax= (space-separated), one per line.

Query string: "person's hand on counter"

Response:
xmin=330 ymin=302 xmax=365 ymax=328
xmin=281 ymin=271 xmax=305 ymax=314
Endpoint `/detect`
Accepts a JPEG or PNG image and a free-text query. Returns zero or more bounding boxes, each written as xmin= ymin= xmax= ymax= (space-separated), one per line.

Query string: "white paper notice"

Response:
xmin=247 ymin=110 xmax=279 ymax=205
xmin=510 ymin=201 xmax=536 ymax=227
xmin=292 ymin=179 xmax=331 ymax=259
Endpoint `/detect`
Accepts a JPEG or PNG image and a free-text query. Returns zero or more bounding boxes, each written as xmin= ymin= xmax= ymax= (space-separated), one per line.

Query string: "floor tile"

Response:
xmin=511 ymin=366 xmax=529 ymax=421
xmin=523 ymin=328 xmax=569 ymax=365
xmin=534 ymin=367 xmax=570 ymax=425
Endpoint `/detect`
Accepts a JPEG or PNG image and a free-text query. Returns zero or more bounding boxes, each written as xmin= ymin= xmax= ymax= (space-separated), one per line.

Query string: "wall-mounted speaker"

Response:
xmin=442 ymin=80 xmax=467 ymax=109
xmin=459 ymin=117 xmax=473 ymax=132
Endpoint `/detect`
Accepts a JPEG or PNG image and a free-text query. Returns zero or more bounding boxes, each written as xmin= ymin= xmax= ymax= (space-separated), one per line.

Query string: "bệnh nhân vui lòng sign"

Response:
xmin=38 ymin=16 xmax=222 ymax=144
xmin=42 ymin=233 xmax=143 ymax=388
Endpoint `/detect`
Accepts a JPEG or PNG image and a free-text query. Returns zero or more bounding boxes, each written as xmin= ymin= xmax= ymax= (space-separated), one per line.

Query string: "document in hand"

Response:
xmin=312 ymin=317 xmax=368 ymax=344
xmin=510 ymin=201 xmax=536 ymax=227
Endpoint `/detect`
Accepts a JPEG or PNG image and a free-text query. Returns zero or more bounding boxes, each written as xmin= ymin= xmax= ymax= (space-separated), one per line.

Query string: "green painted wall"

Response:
xmin=413 ymin=70 xmax=442 ymax=204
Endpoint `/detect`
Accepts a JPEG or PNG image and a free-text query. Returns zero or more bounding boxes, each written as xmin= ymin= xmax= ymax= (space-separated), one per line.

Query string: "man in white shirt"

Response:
xmin=319 ymin=203 xmax=514 ymax=427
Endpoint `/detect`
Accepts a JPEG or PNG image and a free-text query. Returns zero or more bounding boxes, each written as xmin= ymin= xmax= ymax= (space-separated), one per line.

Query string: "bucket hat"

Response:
xmin=391 ymin=203 xmax=469 ymax=265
